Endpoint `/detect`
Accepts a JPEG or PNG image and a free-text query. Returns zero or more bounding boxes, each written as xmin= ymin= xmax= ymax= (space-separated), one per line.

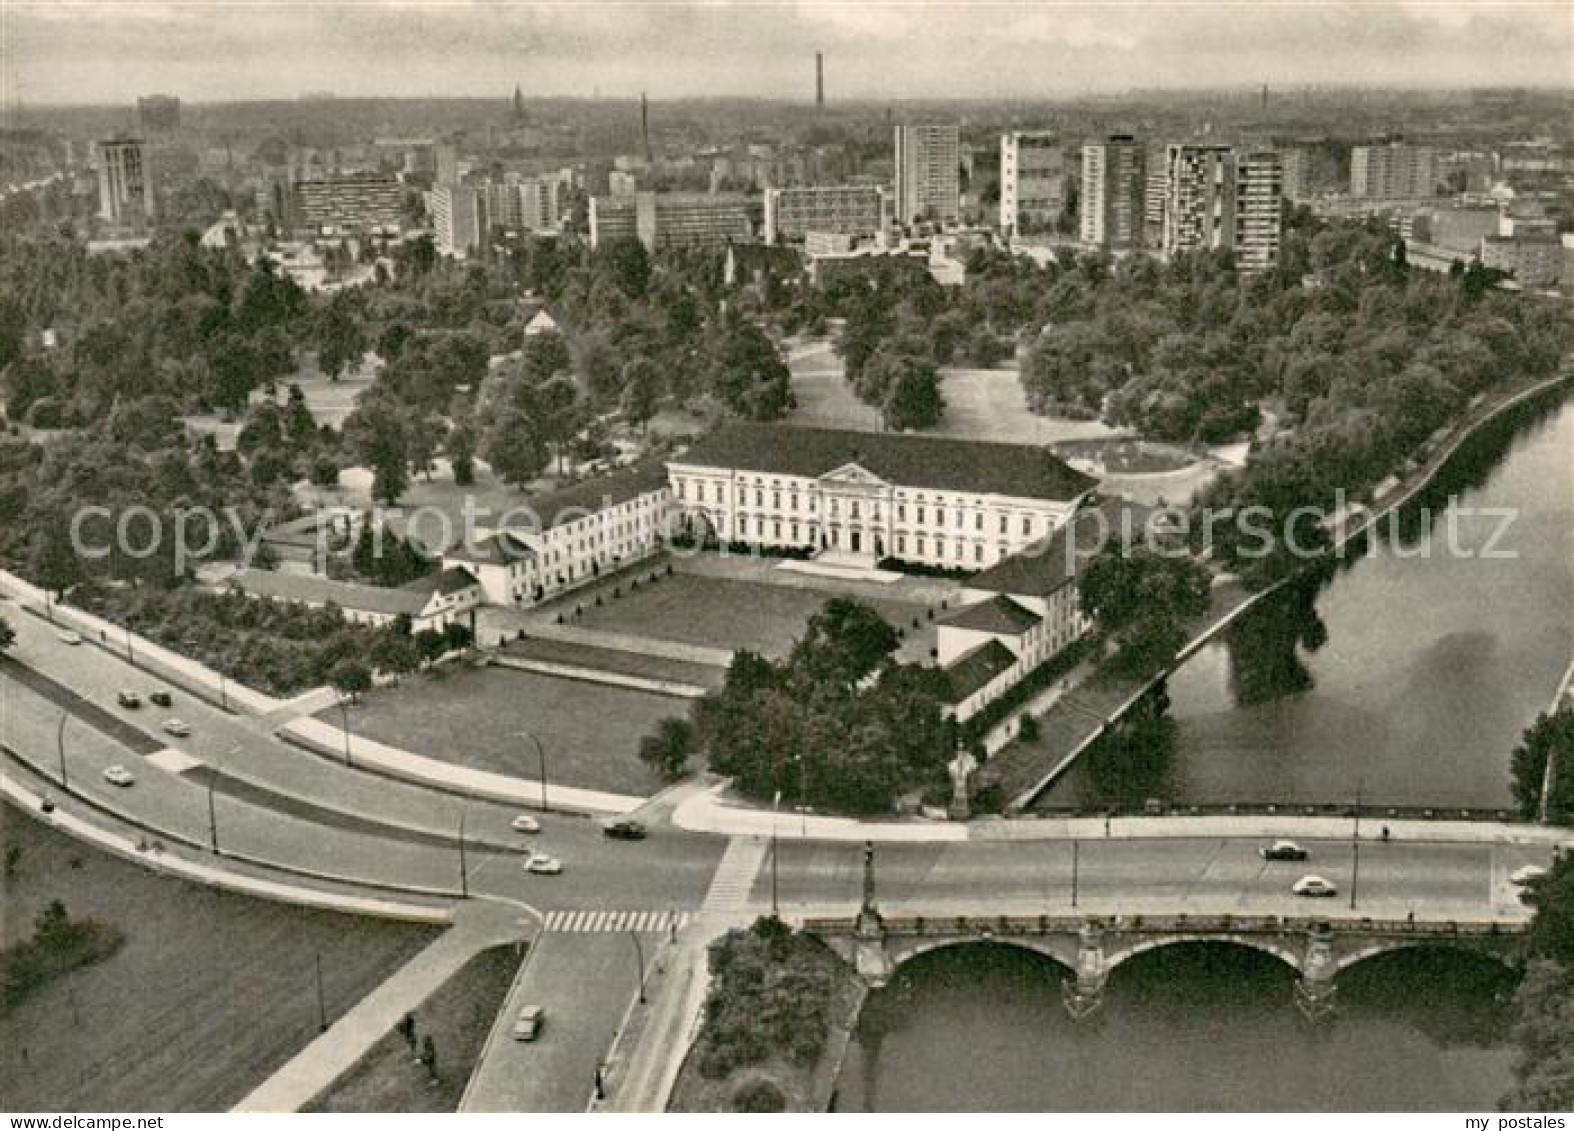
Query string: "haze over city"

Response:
xmin=2 ymin=0 xmax=1572 ymax=106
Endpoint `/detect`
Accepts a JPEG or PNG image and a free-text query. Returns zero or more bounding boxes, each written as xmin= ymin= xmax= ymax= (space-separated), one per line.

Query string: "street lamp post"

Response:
xmin=1071 ymin=838 xmax=1080 ymax=909
xmin=124 ymin=626 xmax=135 ymax=666
xmin=314 ymin=951 xmax=328 ymax=1032
xmin=338 ymin=695 xmax=353 ymax=767
xmin=628 ymin=931 xmax=647 ymax=1004
xmin=457 ymin=803 xmax=469 ymax=898
xmin=56 ymin=712 xmax=69 ymax=790
xmin=1350 ymin=778 xmax=1364 ymax=910
xmin=207 ymin=774 xmax=219 ymax=854
xmin=218 ymin=671 xmax=228 ymax=712
xmin=515 ymin=731 xmax=548 ymax=811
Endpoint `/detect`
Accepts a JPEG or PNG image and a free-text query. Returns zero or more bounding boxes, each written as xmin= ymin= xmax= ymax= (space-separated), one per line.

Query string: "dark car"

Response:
xmin=116 ymin=690 xmax=142 ymax=708
xmin=149 ymin=690 xmax=173 ymax=707
xmin=602 ymin=819 xmax=647 ymax=841
xmin=1261 ymin=839 xmax=1309 ymax=862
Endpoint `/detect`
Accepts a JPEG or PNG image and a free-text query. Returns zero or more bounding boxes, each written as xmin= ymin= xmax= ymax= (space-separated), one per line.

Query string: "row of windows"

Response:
xmin=674 ymin=475 xmax=1048 ymax=533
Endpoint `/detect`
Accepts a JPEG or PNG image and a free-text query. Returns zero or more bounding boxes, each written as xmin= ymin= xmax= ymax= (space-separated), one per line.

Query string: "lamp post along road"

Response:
xmin=771 ymin=789 xmax=782 ymax=916
xmin=55 ymin=711 xmax=68 ymax=789
xmin=629 ymin=931 xmax=647 ymax=1004
xmin=515 ymin=731 xmax=548 ymax=810
xmin=1350 ymin=777 xmax=1364 ymax=910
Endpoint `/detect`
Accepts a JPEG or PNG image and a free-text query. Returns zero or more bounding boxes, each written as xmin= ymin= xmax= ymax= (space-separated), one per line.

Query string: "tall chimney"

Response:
xmin=816 ymin=52 xmax=824 ymax=108
xmin=640 ymin=92 xmax=652 ymax=165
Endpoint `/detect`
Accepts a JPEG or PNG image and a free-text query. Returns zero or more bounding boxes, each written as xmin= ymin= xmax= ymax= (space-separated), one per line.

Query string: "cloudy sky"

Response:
xmin=3 ymin=1 xmax=1571 ymax=105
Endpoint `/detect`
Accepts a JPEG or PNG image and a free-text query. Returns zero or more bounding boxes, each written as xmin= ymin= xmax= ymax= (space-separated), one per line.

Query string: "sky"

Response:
xmin=2 ymin=1 xmax=1571 ymax=106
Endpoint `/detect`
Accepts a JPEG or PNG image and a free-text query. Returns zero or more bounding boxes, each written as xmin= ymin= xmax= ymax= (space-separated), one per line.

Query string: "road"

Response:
xmin=2 ymin=597 xmax=1562 ymax=1112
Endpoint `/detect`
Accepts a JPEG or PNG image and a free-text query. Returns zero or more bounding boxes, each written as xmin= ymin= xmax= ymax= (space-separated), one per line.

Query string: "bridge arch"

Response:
xmin=1105 ymin=934 xmax=1304 ymax=975
xmin=885 ymin=935 xmax=1079 ymax=977
xmin=1332 ymin=937 xmax=1520 ymax=979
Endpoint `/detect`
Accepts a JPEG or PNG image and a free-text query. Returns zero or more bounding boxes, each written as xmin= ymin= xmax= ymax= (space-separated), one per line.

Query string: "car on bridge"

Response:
xmin=161 ymin=718 xmax=191 ymax=737
xmin=523 ymin=852 xmax=562 ymax=875
xmin=102 ymin=765 xmax=136 ymax=788
xmin=149 ymin=690 xmax=173 ymax=708
xmin=57 ymin=630 xmax=82 ymax=645
xmin=601 ymin=818 xmax=647 ymax=841
xmin=1510 ymin=865 xmax=1547 ymax=886
xmin=1291 ymin=874 xmax=1338 ymax=898
xmin=116 ymin=690 xmax=143 ymax=709
xmin=1260 ymin=840 xmax=1308 ymax=861
xmin=511 ymin=814 xmax=541 ymax=834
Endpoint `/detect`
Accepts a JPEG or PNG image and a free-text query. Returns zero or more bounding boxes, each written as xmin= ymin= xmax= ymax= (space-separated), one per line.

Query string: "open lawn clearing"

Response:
xmin=324 ymin=666 xmax=681 ymax=796
xmin=0 ymin=805 xmax=436 ymax=1112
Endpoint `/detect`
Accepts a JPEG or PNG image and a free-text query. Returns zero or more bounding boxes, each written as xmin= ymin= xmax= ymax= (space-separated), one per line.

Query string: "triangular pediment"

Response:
xmin=819 ymin=462 xmax=888 ymax=487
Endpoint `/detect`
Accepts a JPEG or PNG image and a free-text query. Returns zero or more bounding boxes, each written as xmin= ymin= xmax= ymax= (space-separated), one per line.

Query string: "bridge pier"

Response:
xmin=1061 ymin=920 xmax=1108 ymax=1020
xmin=1294 ymin=924 xmax=1338 ymax=1021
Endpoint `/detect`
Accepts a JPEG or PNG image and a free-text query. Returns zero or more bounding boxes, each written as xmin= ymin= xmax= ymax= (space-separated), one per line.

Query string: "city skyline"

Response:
xmin=2 ymin=1 xmax=1571 ymax=107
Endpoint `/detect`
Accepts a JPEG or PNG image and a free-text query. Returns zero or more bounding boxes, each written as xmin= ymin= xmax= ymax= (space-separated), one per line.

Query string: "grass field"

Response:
xmin=328 ymin=666 xmax=682 ymax=795
xmin=786 ymin=339 xmax=1119 ymax=446
xmin=306 ymin=944 xmax=521 ymax=1113
xmin=574 ymin=574 xmax=936 ymax=665
xmin=0 ymin=806 xmax=437 ymax=1113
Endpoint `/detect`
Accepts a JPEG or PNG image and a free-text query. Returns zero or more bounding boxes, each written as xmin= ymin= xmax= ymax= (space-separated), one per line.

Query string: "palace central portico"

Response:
xmin=667 ymin=424 xmax=1099 ymax=571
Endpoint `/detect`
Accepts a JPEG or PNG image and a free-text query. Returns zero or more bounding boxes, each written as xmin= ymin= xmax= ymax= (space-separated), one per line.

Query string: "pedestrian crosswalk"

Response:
xmin=702 ymin=836 xmax=768 ymax=913
xmin=541 ymin=909 xmax=690 ymax=934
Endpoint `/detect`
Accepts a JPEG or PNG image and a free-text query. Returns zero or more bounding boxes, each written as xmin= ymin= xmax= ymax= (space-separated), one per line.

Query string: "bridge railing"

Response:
xmin=800 ymin=913 xmax=1526 ymax=939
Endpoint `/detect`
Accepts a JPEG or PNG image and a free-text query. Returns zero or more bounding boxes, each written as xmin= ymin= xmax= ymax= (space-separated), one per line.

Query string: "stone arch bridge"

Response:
xmin=804 ymin=911 xmax=1525 ymax=1021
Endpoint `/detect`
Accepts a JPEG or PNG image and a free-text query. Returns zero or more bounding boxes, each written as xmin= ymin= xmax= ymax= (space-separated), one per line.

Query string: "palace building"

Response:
xmin=666 ymin=424 xmax=1097 ymax=571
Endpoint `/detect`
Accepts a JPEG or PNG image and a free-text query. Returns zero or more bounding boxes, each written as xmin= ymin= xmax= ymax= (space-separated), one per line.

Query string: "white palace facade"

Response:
xmin=666 ymin=424 xmax=1098 ymax=571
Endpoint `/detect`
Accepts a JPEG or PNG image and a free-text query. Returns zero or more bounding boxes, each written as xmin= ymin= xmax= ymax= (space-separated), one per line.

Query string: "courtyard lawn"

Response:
xmin=0 ymin=805 xmax=437 ymax=1113
xmin=572 ymin=573 xmax=937 ymax=665
xmin=328 ymin=666 xmax=683 ymax=796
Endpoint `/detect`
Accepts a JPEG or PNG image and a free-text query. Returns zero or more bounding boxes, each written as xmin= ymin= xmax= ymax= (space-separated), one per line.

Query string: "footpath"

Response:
xmin=233 ymin=900 xmax=530 ymax=1113
xmin=671 ymin=781 xmax=1572 ymax=847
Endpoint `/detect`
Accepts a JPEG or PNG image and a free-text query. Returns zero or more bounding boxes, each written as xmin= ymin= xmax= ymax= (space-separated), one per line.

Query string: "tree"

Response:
xmin=881 ymin=361 xmax=944 ymax=432
xmin=1522 ymin=850 xmax=1574 ymax=966
xmin=789 ymin=598 xmax=899 ymax=686
xmin=1511 ymin=706 xmax=1574 ymax=823
xmin=639 ymin=717 xmax=693 ymax=781
xmin=1079 ymin=545 xmax=1211 ymax=675
xmin=343 ymin=394 xmax=411 ymax=505
xmin=483 ymin=410 xmax=548 ymax=487
xmin=447 ymin=415 xmax=478 ymax=486
xmin=1504 ymin=850 xmax=1574 ymax=1111
xmin=0 ymin=613 xmax=14 ymax=652
xmin=620 ymin=358 xmax=661 ymax=433
xmin=708 ymin=319 xmax=794 ymax=422
xmin=316 ymin=296 xmax=367 ymax=380
xmin=1503 ymin=960 xmax=1574 ymax=1113
xmin=329 ymin=658 xmax=372 ymax=703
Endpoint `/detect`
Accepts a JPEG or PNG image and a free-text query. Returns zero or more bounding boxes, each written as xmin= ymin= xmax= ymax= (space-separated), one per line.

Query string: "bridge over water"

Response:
xmin=803 ymin=908 xmax=1525 ymax=1021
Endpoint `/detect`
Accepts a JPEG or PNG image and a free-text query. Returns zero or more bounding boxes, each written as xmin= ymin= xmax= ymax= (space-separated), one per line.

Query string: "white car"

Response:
xmin=161 ymin=718 xmax=191 ymax=737
xmin=510 ymin=1005 xmax=544 ymax=1041
xmin=57 ymin=630 xmax=83 ymax=645
xmin=102 ymin=764 xmax=136 ymax=788
xmin=1292 ymin=874 xmax=1338 ymax=898
xmin=1510 ymin=865 xmax=1548 ymax=886
xmin=511 ymin=814 xmax=541 ymax=834
xmin=523 ymin=852 xmax=562 ymax=875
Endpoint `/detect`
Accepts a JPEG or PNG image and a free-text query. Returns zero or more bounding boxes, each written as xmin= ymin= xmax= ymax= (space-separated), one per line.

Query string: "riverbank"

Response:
xmin=666 ymin=920 xmax=866 ymax=1113
xmin=984 ymin=367 xmax=1574 ymax=813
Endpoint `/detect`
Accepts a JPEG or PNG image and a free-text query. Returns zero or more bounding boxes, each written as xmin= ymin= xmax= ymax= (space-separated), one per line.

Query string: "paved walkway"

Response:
xmin=233 ymin=899 xmax=530 ymax=1113
xmin=595 ymin=912 xmax=738 ymax=1113
xmin=671 ymin=781 xmax=1572 ymax=846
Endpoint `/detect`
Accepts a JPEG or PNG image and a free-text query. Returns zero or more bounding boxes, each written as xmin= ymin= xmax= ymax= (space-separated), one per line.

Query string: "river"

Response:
xmin=835 ymin=943 xmax=1517 ymax=1111
xmin=1045 ymin=389 xmax=1574 ymax=811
